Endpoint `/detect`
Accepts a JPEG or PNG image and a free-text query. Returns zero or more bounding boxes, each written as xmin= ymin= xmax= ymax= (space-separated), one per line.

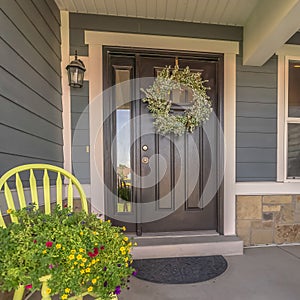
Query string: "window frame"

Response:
xmin=277 ymin=45 xmax=300 ymax=182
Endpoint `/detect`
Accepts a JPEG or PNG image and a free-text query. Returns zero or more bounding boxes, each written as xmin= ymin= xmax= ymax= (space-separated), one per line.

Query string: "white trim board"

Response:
xmin=236 ymin=182 xmax=300 ymax=195
xmin=84 ymin=31 xmax=239 ymax=236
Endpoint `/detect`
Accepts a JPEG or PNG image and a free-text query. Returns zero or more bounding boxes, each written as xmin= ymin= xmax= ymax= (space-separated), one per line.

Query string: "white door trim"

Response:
xmin=85 ymin=31 xmax=239 ymax=235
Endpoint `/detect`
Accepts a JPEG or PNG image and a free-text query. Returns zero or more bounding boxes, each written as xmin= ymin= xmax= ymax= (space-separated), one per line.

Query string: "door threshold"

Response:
xmin=127 ymin=230 xmax=219 ymax=238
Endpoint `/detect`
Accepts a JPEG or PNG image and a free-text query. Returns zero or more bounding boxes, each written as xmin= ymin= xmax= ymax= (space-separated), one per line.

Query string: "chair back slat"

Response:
xmin=0 ymin=212 xmax=5 ymax=228
xmin=43 ymin=170 xmax=51 ymax=214
xmin=30 ymin=169 xmax=38 ymax=207
xmin=16 ymin=173 xmax=26 ymax=209
xmin=67 ymin=180 xmax=73 ymax=210
xmin=56 ymin=172 xmax=63 ymax=208
xmin=4 ymin=183 xmax=18 ymax=224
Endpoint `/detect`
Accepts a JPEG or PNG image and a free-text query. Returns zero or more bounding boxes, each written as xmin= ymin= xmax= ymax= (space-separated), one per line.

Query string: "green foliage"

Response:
xmin=0 ymin=206 xmax=135 ymax=299
xmin=141 ymin=65 xmax=212 ymax=135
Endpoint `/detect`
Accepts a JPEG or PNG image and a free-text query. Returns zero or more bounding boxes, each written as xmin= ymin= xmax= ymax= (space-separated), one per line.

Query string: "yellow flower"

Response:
xmin=80 ymin=231 xmax=83 ymax=236
xmin=79 ymin=248 xmax=85 ymax=253
xmin=134 ymin=242 xmax=138 ymax=246
xmin=128 ymin=242 xmax=132 ymax=247
xmin=125 ymin=257 xmax=129 ymax=262
xmin=107 ymin=219 xmax=111 ymax=223
xmin=65 ymin=288 xmax=71 ymax=294
xmin=80 ymin=270 xmax=85 ymax=274
xmin=82 ymin=258 xmax=87 ymax=263
xmin=123 ymin=237 xmax=129 ymax=242
xmin=91 ymin=259 xmax=96 ymax=265
xmin=76 ymin=254 xmax=82 ymax=260
xmin=85 ymin=268 xmax=91 ymax=273
xmin=94 ymin=243 xmax=98 ymax=246
xmin=130 ymin=259 xmax=133 ymax=264
xmin=122 ymin=226 xmax=126 ymax=231
xmin=70 ymin=249 xmax=76 ymax=254
xmin=61 ymin=295 xmax=68 ymax=300
xmin=42 ymin=250 xmax=47 ymax=254
xmin=56 ymin=244 xmax=62 ymax=249
xmin=74 ymin=262 xmax=78 ymax=265
xmin=125 ymin=263 xmax=129 ymax=267
xmin=46 ymin=288 xmax=51 ymax=295
xmin=120 ymin=246 xmax=125 ymax=252
xmin=68 ymin=254 xmax=75 ymax=260
xmin=96 ymin=258 xmax=100 ymax=262
xmin=6 ymin=209 xmax=12 ymax=214
xmin=92 ymin=278 xmax=97 ymax=284
xmin=93 ymin=231 xmax=97 ymax=235
xmin=122 ymin=251 xmax=126 ymax=255
xmin=80 ymin=263 xmax=85 ymax=267
xmin=71 ymin=266 xmax=74 ymax=270
xmin=87 ymin=286 xmax=93 ymax=292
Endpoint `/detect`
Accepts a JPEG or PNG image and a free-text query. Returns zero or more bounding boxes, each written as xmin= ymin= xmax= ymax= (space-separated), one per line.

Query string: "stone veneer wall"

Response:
xmin=236 ymin=195 xmax=300 ymax=246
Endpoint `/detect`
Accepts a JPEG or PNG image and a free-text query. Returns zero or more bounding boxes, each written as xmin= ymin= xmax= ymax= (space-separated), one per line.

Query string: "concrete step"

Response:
xmin=130 ymin=232 xmax=243 ymax=259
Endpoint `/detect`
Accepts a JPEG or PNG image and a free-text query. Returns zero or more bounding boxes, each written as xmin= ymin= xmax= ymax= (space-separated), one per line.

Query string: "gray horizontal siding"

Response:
xmin=0 ymin=0 xmax=63 ymax=180
xmin=69 ymin=13 xmax=243 ymax=55
xmin=236 ymin=56 xmax=277 ymax=182
xmin=71 ymin=82 xmax=90 ymax=183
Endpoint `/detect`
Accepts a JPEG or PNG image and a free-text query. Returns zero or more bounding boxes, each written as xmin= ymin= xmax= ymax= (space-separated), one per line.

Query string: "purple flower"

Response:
xmin=103 ymin=281 xmax=108 ymax=287
xmin=49 ymin=264 xmax=54 ymax=269
xmin=132 ymin=270 xmax=138 ymax=276
xmin=117 ymin=264 xmax=121 ymax=267
xmin=114 ymin=286 xmax=121 ymax=295
xmin=103 ymin=266 xmax=107 ymax=271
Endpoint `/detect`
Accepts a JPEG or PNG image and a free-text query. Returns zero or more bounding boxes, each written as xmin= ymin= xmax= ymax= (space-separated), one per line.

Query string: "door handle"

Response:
xmin=142 ymin=145 xmax=148 ymax=151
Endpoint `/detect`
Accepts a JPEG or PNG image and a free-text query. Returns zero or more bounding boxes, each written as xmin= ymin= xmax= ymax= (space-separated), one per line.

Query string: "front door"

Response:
xmin=103 ymin=48 xmax=223 ymax=235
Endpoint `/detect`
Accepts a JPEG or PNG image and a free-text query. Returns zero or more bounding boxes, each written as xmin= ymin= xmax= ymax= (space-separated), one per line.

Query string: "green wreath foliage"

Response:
xmin=141 ymin=65 xmax=212 ymax=136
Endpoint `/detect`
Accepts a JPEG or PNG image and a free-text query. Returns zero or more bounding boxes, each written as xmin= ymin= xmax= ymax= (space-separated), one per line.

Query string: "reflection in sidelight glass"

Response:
xmin=115 ymin=69 xmax=132 ymax=212
xmin=288 ymin=61 xmax=300 ymax=117
xmin=287 ymin=124 xmax=300 ymax=178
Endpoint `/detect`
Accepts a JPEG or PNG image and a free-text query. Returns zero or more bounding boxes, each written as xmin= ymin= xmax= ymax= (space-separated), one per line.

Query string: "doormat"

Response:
xmin=132 ymin=256 xmax=227 ymax=284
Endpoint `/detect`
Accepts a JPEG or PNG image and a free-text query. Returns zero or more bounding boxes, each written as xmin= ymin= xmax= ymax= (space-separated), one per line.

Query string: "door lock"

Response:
xmin=142 ymin=156 xmax=149 ymax=164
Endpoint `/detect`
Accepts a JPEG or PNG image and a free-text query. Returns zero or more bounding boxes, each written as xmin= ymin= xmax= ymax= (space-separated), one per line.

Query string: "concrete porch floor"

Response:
xmin=119 ymin=245 xmax=300 ymax=300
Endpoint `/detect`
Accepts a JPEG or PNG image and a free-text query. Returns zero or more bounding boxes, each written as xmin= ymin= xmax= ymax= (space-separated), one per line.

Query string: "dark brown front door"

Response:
xmin=103 ymin=48 xmax=223 ymax=235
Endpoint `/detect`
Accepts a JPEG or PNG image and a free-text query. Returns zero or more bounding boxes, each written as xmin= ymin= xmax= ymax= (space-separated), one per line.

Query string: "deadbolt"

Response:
xmin=142 ymin=145 xmax=148 ymax=151
xmin=142 ymin=156 xmax=149 ymax=164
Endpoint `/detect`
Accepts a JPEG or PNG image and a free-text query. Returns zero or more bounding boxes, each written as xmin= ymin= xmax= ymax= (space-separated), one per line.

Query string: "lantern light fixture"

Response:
xmin=66 ymin=50 xmax=86 ymax=88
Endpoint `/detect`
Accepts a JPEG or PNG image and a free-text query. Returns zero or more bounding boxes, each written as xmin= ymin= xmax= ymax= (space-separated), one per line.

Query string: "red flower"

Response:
xmin=45 ymin=241 xmax=53 ymax=248
xmin=33 ymin=239 xmax=37 ymax=244
xmin=88 ymin=247 xmax=99 ymax=257
xmin=100 ymin=245 xmax=105 ymax=250
xmin=88 ymin=252 xmax=95 ymax=258
xmin=25 ymin=284 xmax=32 ymax=289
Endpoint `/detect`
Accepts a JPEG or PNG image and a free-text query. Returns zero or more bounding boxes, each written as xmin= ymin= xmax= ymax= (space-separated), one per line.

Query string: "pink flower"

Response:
xmin=25 ymin=284 xmax=32 ymax=289
xmin=45 ymin=241 xmax=53 ymax=248
xmin=49 ymin=264 xmax=54 ymax=269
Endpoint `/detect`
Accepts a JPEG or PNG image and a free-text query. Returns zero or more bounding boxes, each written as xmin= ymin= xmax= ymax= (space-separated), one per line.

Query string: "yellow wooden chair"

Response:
xmin=0 ymin=164 xmax=113 ymax=300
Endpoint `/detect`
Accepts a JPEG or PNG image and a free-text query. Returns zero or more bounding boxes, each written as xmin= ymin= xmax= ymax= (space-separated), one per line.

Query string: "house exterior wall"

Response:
xmin=0 ymin=0 xmax=63 ymax=181
xmin=71 ymin=82 xmax=90 ymax=184
xmin=236 ymin=56 xmax=278 ymax=181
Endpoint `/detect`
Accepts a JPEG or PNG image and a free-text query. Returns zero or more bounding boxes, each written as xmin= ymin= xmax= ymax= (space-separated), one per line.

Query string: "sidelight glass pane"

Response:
xmin=115 ymin=69 xmax=132 ymax=212
xmin=287 ymin=124 xmax=300 ymax=178
xmin=288 ymin=61 xmax=300 ymax=117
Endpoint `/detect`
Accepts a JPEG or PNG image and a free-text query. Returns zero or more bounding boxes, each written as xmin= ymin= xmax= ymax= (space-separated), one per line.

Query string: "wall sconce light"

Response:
xmin=66 ymin=50 xmax=86 ymax=88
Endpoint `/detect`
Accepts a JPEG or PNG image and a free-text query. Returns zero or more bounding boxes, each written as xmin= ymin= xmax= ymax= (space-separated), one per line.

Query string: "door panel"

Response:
xmin=103 ymin=49 xmax=222 ymax=234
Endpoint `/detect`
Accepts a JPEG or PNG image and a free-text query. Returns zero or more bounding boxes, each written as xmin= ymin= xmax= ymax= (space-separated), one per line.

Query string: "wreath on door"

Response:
xmin=141 ymin=64 xmax=212 ymax=136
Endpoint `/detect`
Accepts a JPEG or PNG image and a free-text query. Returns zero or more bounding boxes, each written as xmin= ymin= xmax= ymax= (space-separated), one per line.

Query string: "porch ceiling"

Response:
xmin=54 ymin=0 xmax=258 ymax=26
xmin=55 ymin=0 xmax=300 ymax=66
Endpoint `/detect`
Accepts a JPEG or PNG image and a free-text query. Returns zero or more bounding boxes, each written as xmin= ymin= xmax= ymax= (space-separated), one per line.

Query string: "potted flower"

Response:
xmin=0 ymin=205 xmax=136 ymax=299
